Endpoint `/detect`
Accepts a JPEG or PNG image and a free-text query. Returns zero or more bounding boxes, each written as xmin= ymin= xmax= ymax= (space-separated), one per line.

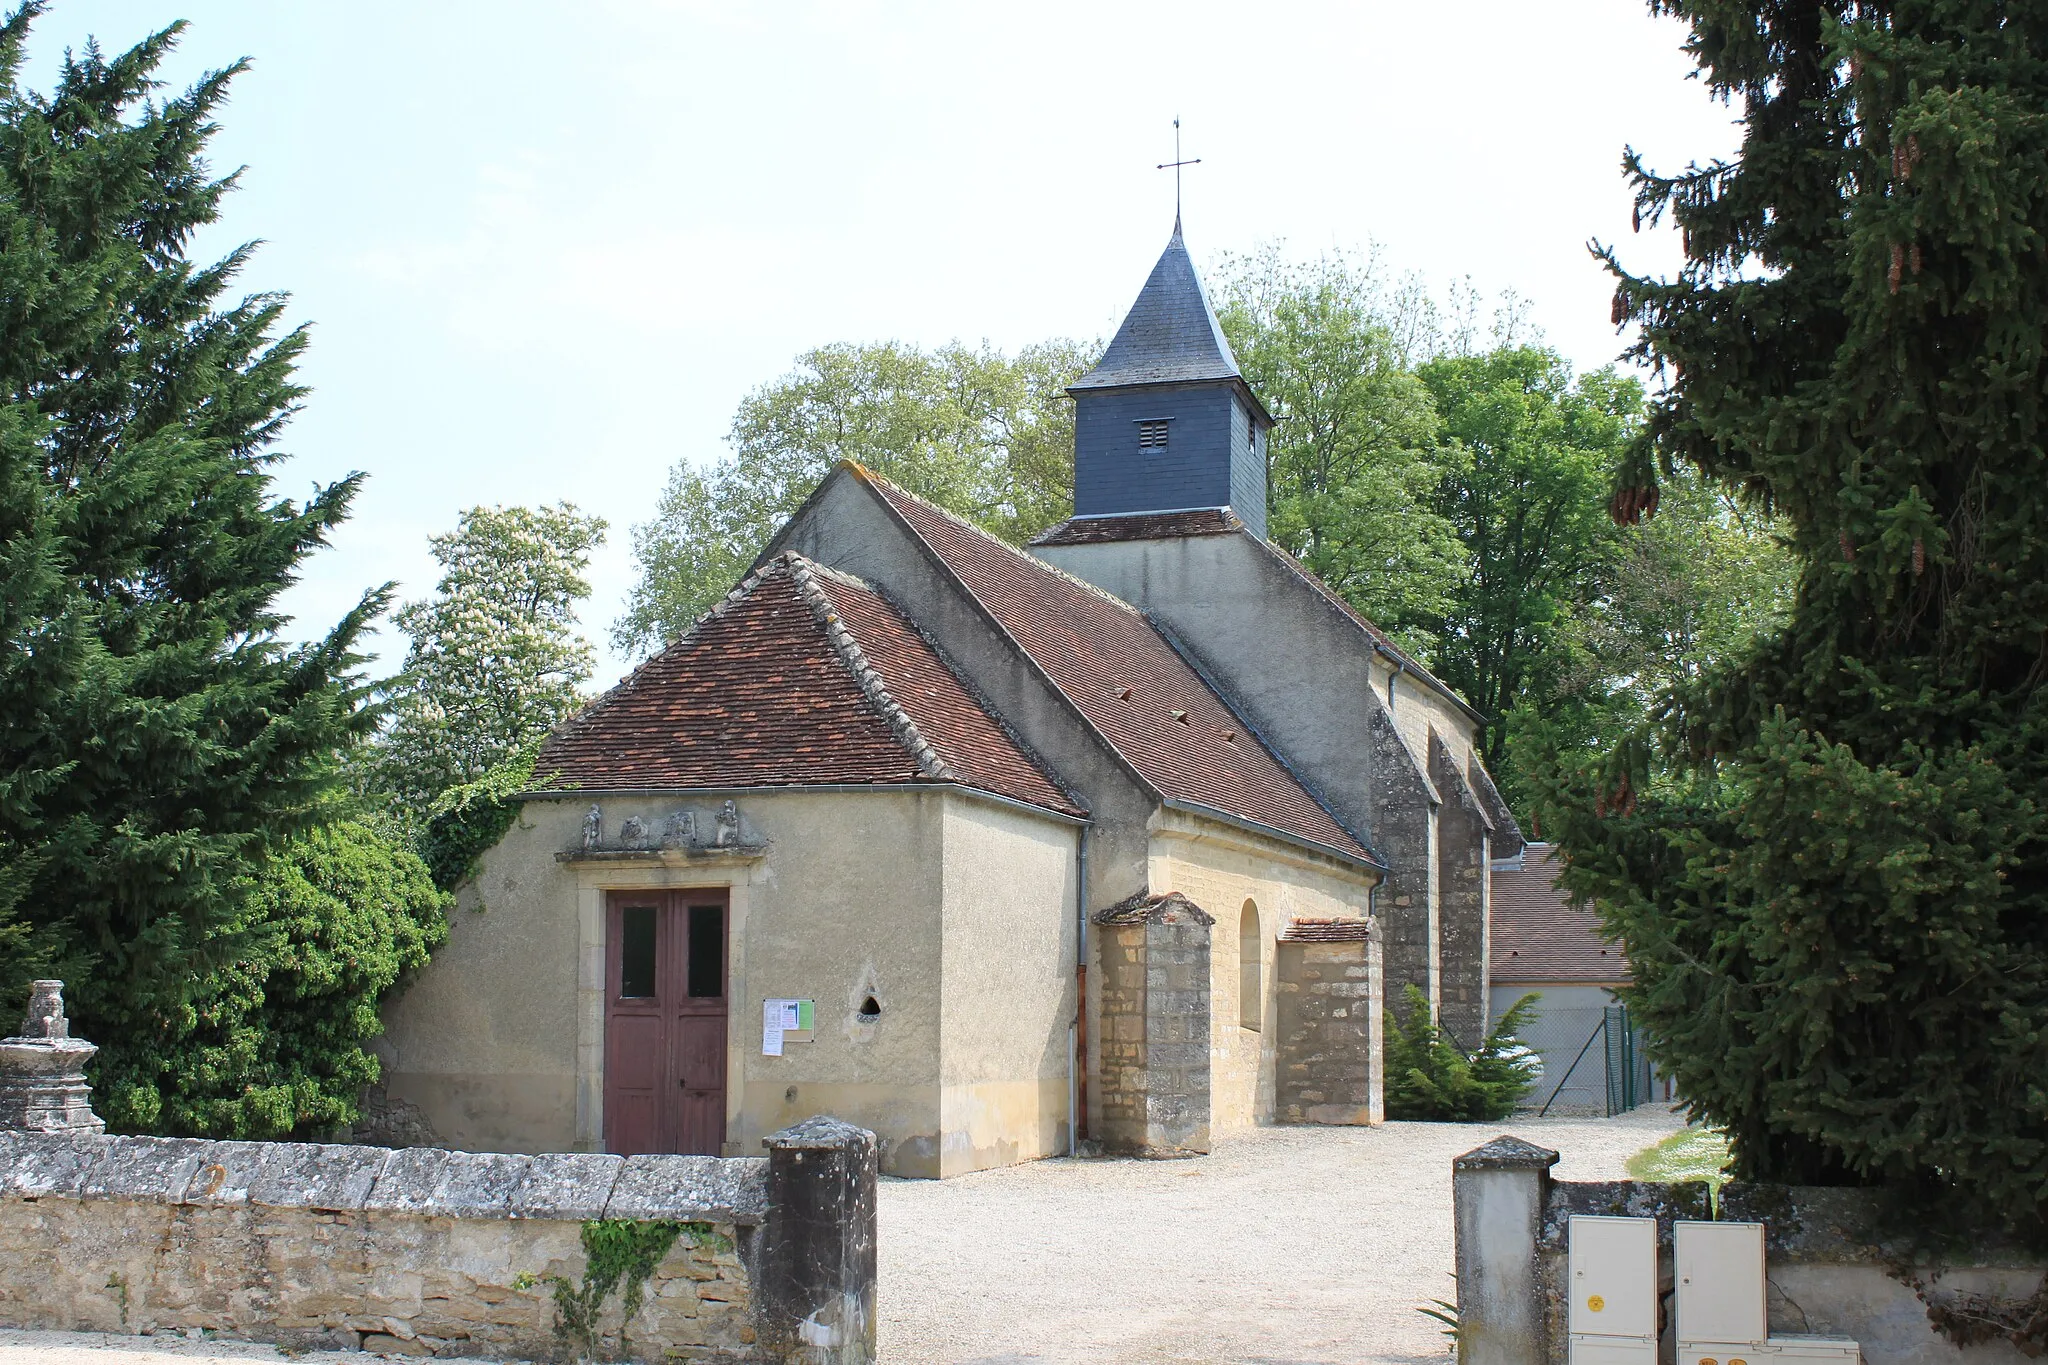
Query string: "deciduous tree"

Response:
xmin=376 ymin=503 xmax=605 ymax=818
xmin=613 ymin=340 xmax=1088 ymax=657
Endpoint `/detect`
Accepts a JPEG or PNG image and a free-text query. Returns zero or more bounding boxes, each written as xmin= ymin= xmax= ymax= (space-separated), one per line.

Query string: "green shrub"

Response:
xmin=96 ymin=819 xmax=450 ymax=1138
xmin=1385 ymin=985 xmax=1542 ymax=1121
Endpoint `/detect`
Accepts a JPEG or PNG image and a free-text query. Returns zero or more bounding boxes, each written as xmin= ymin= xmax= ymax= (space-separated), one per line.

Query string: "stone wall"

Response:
xmin=0 ymin=1119 xmax=877 ymax=1364
xmin=1273 ymin=924 xmax=1382 ymax=1125
xmin=1430 ymin=734 xmax=1492 ymax=1051
xmin=1090 ymin=892 xmax=1212 ymax=1156
xmin=1452 ymin=1136 xmax=2048 ymax=1365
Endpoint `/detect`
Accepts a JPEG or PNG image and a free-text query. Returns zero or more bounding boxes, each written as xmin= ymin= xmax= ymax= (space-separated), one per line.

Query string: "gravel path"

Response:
xmin=0 ymin=1106 xmax=1683 ymax=1365
xmin=879 ymin=1105 xmax=1686 ymax=1365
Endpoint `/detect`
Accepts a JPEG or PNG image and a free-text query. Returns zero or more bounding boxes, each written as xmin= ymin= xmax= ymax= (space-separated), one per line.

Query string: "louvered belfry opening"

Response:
xmin=1137 ymin=418 xmax=1170 ymax=450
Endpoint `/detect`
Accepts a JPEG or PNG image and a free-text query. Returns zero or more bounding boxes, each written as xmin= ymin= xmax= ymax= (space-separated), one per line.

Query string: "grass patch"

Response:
xmin=1626 ymin=1125 xmax=1732 ymax=1190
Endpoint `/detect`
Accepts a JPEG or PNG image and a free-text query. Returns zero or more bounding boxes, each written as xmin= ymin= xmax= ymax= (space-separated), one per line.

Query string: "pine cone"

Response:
xmin=1841 ymin=531 xmax=1857 ymax=562
xmin=1910 ymin=243 xmax=1923 ymax=274
xmin=1611 ymin=288 xmax=1629 ymax=325
xmin=1888 ymin=244 xmax=1904 ymax=294
xmin=1913 ymin=536 xmax=1926 ymax=575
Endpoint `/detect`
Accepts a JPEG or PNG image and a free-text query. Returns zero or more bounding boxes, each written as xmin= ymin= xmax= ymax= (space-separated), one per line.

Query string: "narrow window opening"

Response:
xmin=1137 ymin=418 xmax=1170 ymax=450
xmin=620 ymin=905 xmax=658 ymax=998
xmin=686 ymin=904 xmax=724 ymax=998
xmin=858 ymin=996 xmax=882 ymax=1018
xmin=1239 ymin=901 xmax=1263 ymax=1032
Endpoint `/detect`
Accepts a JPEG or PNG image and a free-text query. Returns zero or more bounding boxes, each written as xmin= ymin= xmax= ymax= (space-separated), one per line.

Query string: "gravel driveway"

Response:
xmin=879 ymin=1104 xmax=1686 ymax=1365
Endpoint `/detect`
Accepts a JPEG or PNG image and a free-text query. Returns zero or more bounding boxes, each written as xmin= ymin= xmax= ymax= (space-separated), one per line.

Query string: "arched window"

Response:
xmin=1239 ymin=900 xmax=1263 ymax=1032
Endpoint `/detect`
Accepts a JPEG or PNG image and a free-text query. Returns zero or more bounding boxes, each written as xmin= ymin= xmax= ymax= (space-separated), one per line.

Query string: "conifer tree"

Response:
xmin=1541 ymin=1 xmax=2048 ymax=1221
xmin=0 ymin=8 xmax=389 ymax=1126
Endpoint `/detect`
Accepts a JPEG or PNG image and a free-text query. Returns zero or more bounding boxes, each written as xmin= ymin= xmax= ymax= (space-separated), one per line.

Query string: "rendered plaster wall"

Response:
xmin=1529 ymin=1178 xmax=2046 ymax=1365
xmin=1273 ymin=938 xmax=1383 ymax=1125
xmin=767 ymin=470 xmax=1168 ymax=1141
xmin=1041 ymin=530 xmax=1470 ymax=1025
xmin=0 ymin=1133 xmax=765 ymax=1363
xmin=937 ymin=794 xmax=1078 ymax=1177
xmin=1148 ymin=813 xmax=1376 ymax=1133
xmin=378 ymin=791 xmax=957 ymax=1172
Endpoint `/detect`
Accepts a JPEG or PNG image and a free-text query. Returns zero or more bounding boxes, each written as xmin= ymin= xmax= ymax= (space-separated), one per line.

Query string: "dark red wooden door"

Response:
xmin=605 ymin=890 xmax=728 ymax=1156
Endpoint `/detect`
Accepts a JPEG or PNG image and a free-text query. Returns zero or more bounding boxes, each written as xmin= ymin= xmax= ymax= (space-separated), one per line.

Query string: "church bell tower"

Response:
xmin=1066 ymin=221 xmax=1274 ymax=538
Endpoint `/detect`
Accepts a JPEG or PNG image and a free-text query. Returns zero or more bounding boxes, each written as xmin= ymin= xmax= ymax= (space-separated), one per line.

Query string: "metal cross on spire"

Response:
xmin=1156 ymin=117 xmax=1200 ymax=230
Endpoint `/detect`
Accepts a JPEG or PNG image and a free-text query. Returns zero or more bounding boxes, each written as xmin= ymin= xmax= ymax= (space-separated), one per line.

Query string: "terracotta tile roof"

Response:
xmin=1092 ymin=890 xmax=1215 ymax=927
xmin=1279 ymin=917 xmax=1372 ymax=943
xmin=1027 ymin=508 xmax=1243 ymax=547
xmin=1490 ymin=844 xmax=1630 ymax=984
xmin=535 ymin=554 xmax=1080 ymax=816
xmin=854 ymin=468 xmax=1378 ymax=866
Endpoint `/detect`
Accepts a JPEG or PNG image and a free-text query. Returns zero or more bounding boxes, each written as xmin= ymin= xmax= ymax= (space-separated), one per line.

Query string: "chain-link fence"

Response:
xmin=1507 ymin=1002 xmax=1657 ymax=1116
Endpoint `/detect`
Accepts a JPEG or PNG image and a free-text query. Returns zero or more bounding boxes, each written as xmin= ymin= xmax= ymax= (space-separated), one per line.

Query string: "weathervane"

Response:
xmin=1157 ymin=117 xmax=1200 ymax=227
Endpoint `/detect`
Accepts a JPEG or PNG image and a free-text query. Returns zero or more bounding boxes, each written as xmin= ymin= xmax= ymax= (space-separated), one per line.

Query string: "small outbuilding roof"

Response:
xmin=1490 ymin=844 xmax=1629 ymax=984
xmin=1028 ymin=508 xmax=1244 ymax=547
xmin=1279 ymin=917 xmax=1372 ymax=943
xmin=534 ymin=553 xmax=1081 ymax=817
xmin=1092 ymin=890 xmax=1214 ymax=927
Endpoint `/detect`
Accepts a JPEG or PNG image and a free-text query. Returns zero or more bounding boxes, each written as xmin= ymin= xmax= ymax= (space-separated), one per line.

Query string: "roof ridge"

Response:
xmin=845 ymin=462 xmax=1150 ymax=617
xmin=784 ymin=552 xmax=954 ymax=782
xmin=862 ymin=579 xmax=1088 ymax=816
xmin=1245 ymin=534 xmax=1484 ymax=726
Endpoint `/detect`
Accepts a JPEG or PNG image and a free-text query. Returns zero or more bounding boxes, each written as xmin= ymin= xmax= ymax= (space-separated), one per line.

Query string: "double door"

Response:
xmin=604 ymin=889 xmax=728 ymax=1156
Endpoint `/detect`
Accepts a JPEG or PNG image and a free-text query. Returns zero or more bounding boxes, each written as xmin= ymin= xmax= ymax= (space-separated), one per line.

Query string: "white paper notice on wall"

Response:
xmin=762 ymin=999 xmax=816 ymax=1056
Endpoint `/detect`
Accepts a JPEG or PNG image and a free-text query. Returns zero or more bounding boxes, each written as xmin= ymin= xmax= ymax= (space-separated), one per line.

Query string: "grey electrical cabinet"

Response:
xmin=1674 ymin=1220 xmax=1860 ymax=1364
xmin=1568 ymin=1215 xmax=1657 ymax=1364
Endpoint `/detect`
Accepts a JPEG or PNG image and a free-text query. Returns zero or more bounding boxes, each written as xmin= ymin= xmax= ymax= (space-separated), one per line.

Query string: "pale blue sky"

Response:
xmin=18 ymin=1 xmax=1736 ymax=686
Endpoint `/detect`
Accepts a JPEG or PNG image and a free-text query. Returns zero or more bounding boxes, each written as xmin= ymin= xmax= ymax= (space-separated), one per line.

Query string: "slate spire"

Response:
xmin=1065 ymin=221 xmax=1273 ymax=537
xmin=1069 ymin=222 xmax=1243 ymax=392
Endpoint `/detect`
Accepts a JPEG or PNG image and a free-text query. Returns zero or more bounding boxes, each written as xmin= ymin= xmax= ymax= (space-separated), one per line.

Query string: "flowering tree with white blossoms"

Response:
xmin=376 ymin=503 xmax=606 ymax=818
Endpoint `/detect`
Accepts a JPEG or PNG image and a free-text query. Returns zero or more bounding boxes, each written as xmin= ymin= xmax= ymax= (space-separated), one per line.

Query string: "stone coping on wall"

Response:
xmin=1541 ymin=1176 xmax=2047 ymax=1269
xmin=0 ymin=1131 xmax=768 ymax=1224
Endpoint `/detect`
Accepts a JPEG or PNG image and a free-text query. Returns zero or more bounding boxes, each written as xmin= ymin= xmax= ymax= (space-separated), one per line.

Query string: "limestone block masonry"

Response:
xmin=1273 ymin=925 xmax=1383 ymax=1126
xmin=1091 ymin=892 xmax=1214 ymax=1157
xmin=0 ymin=1121 xmax=878 ymax=1364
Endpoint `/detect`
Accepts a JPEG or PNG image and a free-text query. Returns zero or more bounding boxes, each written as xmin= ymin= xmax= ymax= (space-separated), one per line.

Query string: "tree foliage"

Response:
xmin=1536 ymin=0 xmax=2048 ymax=1224
xmin=1212 ymin=249 xmax=1461 ymax=657
xmin=104 ymin=819 xmax=448 ymax=1137
xmin=376 ymin=503 xmax=604 ymax=818
xmin=0 ymin=7 xmax=405 ymax=1091
xmin=613 ymin=339 xmax=1089 ymax=657
xmin=1416 ymin=349 xmax=1644 ymax=781
xmin=1384 ymin=984 xmax=1542 ymax=1121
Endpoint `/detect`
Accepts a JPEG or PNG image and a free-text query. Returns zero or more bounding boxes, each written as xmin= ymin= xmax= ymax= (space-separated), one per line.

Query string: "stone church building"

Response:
xmin=377 ymin=222 xmax=1523 ymax=1177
